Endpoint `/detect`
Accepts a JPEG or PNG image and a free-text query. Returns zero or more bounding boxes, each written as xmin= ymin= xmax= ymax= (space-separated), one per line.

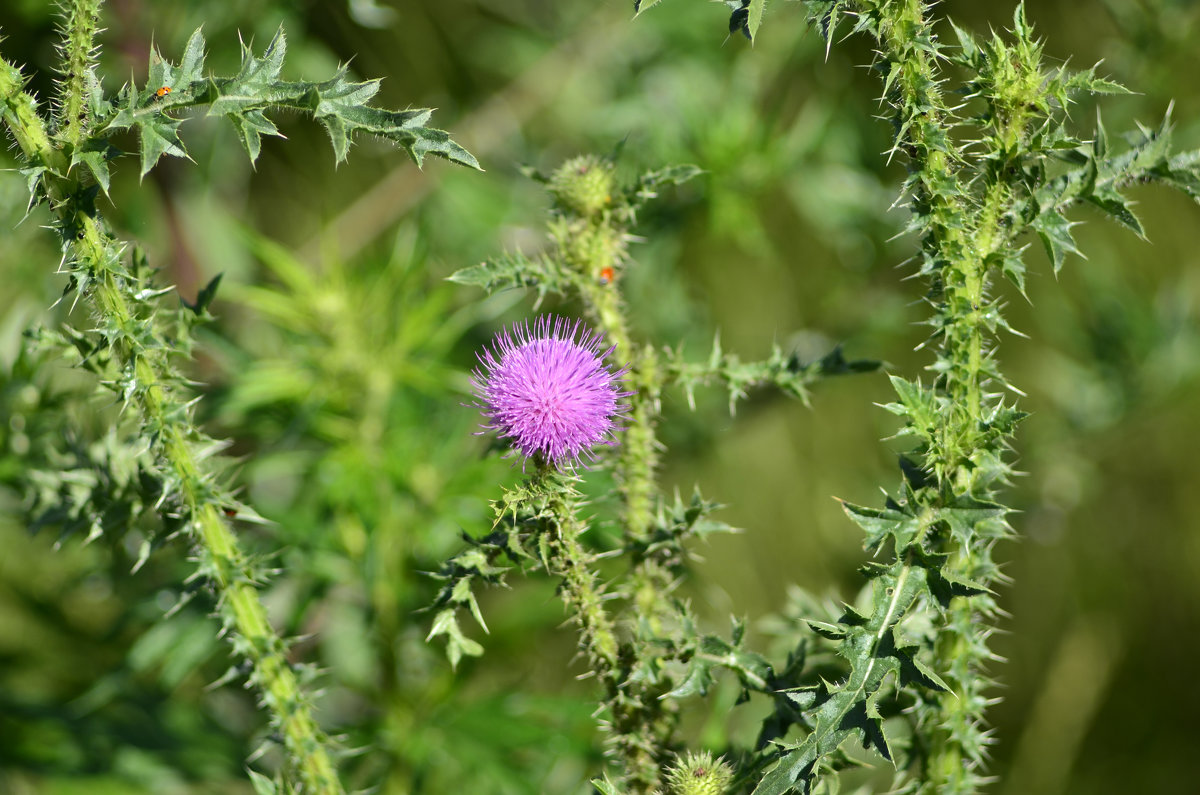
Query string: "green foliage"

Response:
xmin=3 ymin=1 xmax=1200 ymax=794
xmin=635 ymin=1 xmax=1200 ymax=793
xmin=1 ymin=3 xmax=479 ymax=792
xmin=665 ymin=336 xmax=880 ymax=414
xmin=98 ymin=28 xmax=479 ymax=177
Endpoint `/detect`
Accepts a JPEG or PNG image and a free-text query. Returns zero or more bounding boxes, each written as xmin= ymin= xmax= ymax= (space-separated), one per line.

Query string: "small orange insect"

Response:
xmin=154 ymin=86 xmax=172 ymax=99
xmin=599 ymin=266 xmax=615 ymax=285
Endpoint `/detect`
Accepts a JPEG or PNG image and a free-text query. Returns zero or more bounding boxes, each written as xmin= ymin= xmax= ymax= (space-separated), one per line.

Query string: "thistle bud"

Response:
xmin=549 ymin=155 xmax=615 ymax=218
xmin=664 ymin=751 xmax=734 ymax=795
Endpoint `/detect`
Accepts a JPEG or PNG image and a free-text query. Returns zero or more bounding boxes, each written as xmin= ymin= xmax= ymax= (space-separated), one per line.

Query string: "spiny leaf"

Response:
xmin=150 ymin=28 xmax=208 ymax=92
xmin=729 ymin=2 xmax=752 ymax=40
xmin=70 ymin=138 xmax=121 ymax=195
xmin=840 ymin=500 xmax=920 ymax=553
xmin=632 ymin=0 xmax=664 ymax=17
xmin=668 ymin=628 xmax=773 ymax=699
xmin=226 ymin=110 xmax=281 ymax=163
xmin=1032 ymin=208 xmax=1083 ymax=272
xmin=136 ymin=111 xmax=189 ymax=177
xmin=1085 ymin=187 xmax=1145 ymax=237
xmin=99 ymin=26 xmax=478 ymax=174
xmin=747 ymin=0 xmax=768 ymax=43
xmin=752 ymin=560 xmax=935 ymax=795
xmin=182 ymin=273 xmax=223 ymax=317
xmin=448 ymin=251 xmax=575 ymax=303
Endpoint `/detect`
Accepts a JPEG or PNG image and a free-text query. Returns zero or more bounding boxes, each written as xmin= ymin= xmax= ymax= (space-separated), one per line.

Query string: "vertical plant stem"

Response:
xmin=81 ymin=212 xmax=346 ymax=795
xmin=575 ymin=234 xmax=680 ymax=794
xmin=536 ymin=467 xmax=665 ymax=792
xmin=58 ymin=0 xmax=104 ymax=147
xmin=869 ymin=2 xmax=1011 ymax=790
xmin=583 ymin=279 xmax=661 ymax=545
xmin=2 ymin=53 xmax=344 ymax=795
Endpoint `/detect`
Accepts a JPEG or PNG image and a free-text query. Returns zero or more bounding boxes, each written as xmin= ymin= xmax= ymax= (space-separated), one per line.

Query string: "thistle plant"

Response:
xmin=3 ymin=1 xmax=1199 ymax=793
xmin=431 ymin=3 xmax=1200 ymax=795
xmin=430 ymin=153 xmax=880 ymax=793
xmin=612 ymin=2 xmax=1196 ymax=794
xmin=0 ymin=2 xmax=475 ymax=791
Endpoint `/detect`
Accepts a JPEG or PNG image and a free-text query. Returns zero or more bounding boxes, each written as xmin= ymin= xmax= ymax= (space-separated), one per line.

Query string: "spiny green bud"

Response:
xmin=549 ymin=155 xmax=615 ymax=218
xmin=664 ymin=751 xmax=734 ymax=795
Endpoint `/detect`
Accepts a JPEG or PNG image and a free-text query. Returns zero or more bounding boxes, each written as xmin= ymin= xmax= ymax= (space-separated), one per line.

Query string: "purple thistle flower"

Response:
xmin=473 ymin=315 xmax=629 ymax=468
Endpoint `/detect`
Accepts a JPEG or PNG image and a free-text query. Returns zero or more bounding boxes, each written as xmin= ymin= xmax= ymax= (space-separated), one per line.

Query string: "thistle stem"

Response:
xmin=535 ymin=467 xmax=663 ymax=792
xmin=81 ymin=212 xmax=346 ymax=795
xmin=2 ymin=50 xmax=344 ymax=795
xmin=869 ymin=1 xmax=1009 ymax=790
xmin=58 ymin=0 xmax=104 ymax=146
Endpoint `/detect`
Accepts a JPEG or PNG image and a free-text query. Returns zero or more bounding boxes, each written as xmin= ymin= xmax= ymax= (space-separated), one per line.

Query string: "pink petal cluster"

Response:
xmin=473 ymin=315 xmax=629 ymax=467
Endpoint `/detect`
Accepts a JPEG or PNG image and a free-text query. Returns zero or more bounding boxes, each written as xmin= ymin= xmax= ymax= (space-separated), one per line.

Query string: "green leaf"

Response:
xmin=747 ymin=0 xmax=768 ymax=43
xmin=1085 ymin=187 xmax=1145 ymax=237
xmin=1032 ymin=208 xmax=1083 ymax=273
xmin=632 ymin=0 xmax=664 ymax=17
xmin=426 ymin=609 xmax=485 ymax=669
xmin=449 ymin=251 xmax=575 ymax=302
xmin=99 ymin=25 xmax=478 ymax=175
xmin=181 ymin=273 xmax=223 ymax=316
xmin=839 ymin=500 xmax=920 ymax=553
xmin=668 ymin=627 xmax=773 ymax=699
xmin=592 ymin=775 xmax=625 ymax=795
xmin=752 ymin=560 xmax=933 ymax=795
xmin=246 ymin=769 xmax=277 ymax=795
xmin=70 ymin=138 xmax=122 ymax=195
xmin=226 ymin=110 xmax=281 ymax=163
xmin=137 ymin=111 xmax=189 ymax=177
xmin=150 ymin=28 xmax=207 ymax=92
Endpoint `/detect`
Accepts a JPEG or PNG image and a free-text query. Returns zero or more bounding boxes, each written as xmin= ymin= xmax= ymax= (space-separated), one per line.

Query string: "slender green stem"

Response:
xmin=536 ymin=467 xmax=666 ymax=792
xmin=3 ymin=49 xmax=344 ymax=795
xmin=80 ymin=213 xmax=345 ymax=795
xmin=573 ymin=224 xmax=681 ymax=794
xmin=57 ymin=0 xmax=104 ymax=147
xmin=582 ymin=278 xmax=660 ymax=544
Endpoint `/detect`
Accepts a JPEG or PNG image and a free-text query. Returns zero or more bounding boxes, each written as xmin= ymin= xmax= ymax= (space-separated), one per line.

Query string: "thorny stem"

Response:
xmin=2 ymin=47 xmax=344 ymax=795
xmin=534 ymin=466 xmax=666 ymax=793
xmin=871 ymin=1 xmax=1009 ymax=789
xmin=574 ymin=221 xmax=681 ymax=793
xmin=58 ymin=0 xmax=103 ymax=147
xmin=582 ymin=277 xmax=661 ymax=546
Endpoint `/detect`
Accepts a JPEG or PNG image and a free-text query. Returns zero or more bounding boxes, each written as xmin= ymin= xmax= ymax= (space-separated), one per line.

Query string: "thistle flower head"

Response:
xmin=473 ymin=315 xmax=629 ymax=468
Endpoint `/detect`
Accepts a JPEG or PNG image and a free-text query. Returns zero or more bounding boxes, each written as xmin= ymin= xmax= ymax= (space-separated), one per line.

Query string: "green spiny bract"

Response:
xmin=664 ymin=751 xmax=735 ymax=795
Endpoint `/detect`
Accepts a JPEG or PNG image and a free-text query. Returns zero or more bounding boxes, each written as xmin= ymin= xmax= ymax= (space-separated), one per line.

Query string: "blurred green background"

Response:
xmin=1 ymin=1 xmax=1198 ymax=793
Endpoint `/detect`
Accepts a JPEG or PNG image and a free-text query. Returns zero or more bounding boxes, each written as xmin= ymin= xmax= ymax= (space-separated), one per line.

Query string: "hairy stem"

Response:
xmin=0 ymin=60 xmax=65 ymax=171
xmin=81 ymin=214 xmax=342 ymax=794
xmin=2 ymin=51 xmax=344 ymax=795
xmin=57 ymin=0 xmax=103 ymax=146
xmin=871 ymin=2 xmax=1006 ymax=790
xmin=574 ymin=232 xmax=680 ymax=794
xmin=537 ymin=468 xmax=666 ymax=792
xmin=582 ymin=278 xmax=661 ymax=545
